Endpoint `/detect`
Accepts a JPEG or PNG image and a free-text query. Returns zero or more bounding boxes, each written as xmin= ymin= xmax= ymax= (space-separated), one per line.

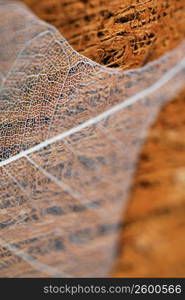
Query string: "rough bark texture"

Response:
xmin=19 ymin=0 xmax=185 ymax=277
xmin=23 ymin=0 xmax=185 ymax=69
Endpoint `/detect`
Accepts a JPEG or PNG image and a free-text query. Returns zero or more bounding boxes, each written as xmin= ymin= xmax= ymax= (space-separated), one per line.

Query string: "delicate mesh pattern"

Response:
xmin=0 ymin=0 xmax=185 ymax=277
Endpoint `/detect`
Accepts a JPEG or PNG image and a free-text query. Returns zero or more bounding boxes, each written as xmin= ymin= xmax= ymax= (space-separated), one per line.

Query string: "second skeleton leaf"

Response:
xmin=22 ymin=0 xmax=185 ymax=69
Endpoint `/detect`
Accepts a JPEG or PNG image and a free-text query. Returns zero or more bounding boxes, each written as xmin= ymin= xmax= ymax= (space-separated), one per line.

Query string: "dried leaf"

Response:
xmin=0 ymin=0 xmax=185 ymax=277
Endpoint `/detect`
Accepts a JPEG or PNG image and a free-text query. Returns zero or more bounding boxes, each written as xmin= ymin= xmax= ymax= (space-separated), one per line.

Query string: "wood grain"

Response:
xmin=112 ymin=87 xmax=185 ymax=277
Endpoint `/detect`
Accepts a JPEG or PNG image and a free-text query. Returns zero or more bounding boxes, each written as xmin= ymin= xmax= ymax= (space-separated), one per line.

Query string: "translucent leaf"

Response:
xmin=0 ymin=0 xmax=185 ymax=277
